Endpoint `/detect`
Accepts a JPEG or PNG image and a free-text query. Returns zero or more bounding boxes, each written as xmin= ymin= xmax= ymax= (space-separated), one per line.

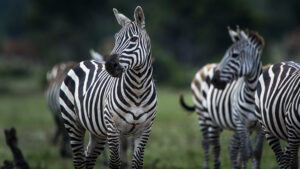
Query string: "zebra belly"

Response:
xmin=261 ymin=107 xmax=288 ymax=140
xmin=208 ymin=86 xmax=237 ymax=130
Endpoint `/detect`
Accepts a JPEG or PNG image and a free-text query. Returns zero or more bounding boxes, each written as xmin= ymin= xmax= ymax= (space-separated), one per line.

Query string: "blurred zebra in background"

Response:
xmin=180 ymin=63 xmax=217 ymax=169
xmin=59 ymin=6 xmax=157 ymax=169
xmin=180 ymin=63 xmax=270 ymax=169
xmin=209 ymin=27 xmax=264 ymax=169
xmin=45 ymin=61 xmax=76 ymax=157
xmin=208 ymin=27 xmax=265 ymax=169
xmin=255 ymin=61 xmax=300 ymax=169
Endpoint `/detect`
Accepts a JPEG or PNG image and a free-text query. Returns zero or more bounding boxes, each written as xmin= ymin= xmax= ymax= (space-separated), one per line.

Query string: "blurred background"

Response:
xmin=0 ymin=0 xmax=299 ymax=169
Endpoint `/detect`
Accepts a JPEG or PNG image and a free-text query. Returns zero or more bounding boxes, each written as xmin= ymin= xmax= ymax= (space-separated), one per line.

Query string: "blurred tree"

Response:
xmin=0 ymin=0 xmax=299 ymax=86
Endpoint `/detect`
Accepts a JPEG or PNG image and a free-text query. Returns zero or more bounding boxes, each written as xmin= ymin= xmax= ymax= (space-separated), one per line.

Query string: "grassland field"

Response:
xmin=0 ymin=75 xmax=289 ymax=169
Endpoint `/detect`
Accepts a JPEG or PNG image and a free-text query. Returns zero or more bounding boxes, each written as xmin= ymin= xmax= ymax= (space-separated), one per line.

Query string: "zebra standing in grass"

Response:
xmin=255 ymin=61 xmax=300 ymax=169
xmin=180 ymin=63 xmax=270 ymax=169
xmin=59 ymin=6 xmax=157 ymax=169
xmin=45 ymin=61 xmax=76 ymax=158
xmin=209 ymin=27 xmax=265 ymax=169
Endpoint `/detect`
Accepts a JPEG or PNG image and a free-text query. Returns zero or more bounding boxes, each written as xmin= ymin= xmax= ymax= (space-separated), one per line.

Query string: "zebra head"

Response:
xmin=212 ymin=27 xmax=264 ymax=89
xmin=105 ymin=6 xmax=151 ymax=77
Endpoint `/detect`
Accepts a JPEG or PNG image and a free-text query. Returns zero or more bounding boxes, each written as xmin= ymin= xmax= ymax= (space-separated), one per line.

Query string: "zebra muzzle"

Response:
xmin=212 ymin=70 xmax=227 ymax=90
xmin=105 ymin=54 xmax=124 ymax=77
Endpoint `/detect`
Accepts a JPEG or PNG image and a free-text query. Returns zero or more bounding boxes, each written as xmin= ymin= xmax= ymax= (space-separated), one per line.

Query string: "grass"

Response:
xmin=0 ymin=80 xmax=283 ymax=169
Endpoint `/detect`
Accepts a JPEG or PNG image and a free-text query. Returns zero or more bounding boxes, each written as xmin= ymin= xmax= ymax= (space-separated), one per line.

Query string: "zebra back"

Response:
xmin=46 ymin=62 xmax=76 ymax=115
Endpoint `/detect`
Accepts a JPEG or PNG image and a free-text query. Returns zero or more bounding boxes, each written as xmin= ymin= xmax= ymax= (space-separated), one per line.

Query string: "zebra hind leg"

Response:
xmin=229 ymin=131 xmax=241 ymax=169
xmin=64 ymin=122 xmax=86 ymax=169
xmin=287 ymin=128 xmax=300 ymax=169
xmin=265 ymin=132 xmax=286 ymax=168
xmin=85 ymin=134 xmax=106 ymax=169
xmin=61 ymin=104 xmax=86 ymax=168
xmin=209 ymin=126 xmax=221 ymax=169
xmin=59 ymin=116 xmax=72 ymax=158
xmin=200 ymin=121 xmax=210 ymax=169
xmin=52 ymin=115 xmax=62 ymax=145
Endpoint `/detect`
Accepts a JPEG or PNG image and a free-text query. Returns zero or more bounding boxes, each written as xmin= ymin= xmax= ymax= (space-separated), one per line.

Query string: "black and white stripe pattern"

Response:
xmin=180 ymin=62 xmax=270 ymax=169
xmin=255 ymin=61 xmax=300 ymax=169
xmin=209 ymin=27 xmax=265 ymax=169
xmin=59 ymin=6 xmax=157 ymax=169
xmin=45 ymin=61 xmax=76 ymax=158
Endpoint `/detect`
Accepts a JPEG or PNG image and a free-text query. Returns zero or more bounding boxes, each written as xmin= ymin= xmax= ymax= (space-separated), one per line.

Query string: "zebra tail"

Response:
xmin=179 ymin=93 xmax=195 ymax=112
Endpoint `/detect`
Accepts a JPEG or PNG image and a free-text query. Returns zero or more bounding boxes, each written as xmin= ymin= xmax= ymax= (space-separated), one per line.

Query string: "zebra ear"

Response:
xmin=134 ymin=6 xmax=145 ymax=29
xmin=228 ymin=26 xmax=239 ymax=42
xmin=113 ymin=8 xmax=131 ymax=27
xmin=239 ymin=30 xmax=249 ymax=40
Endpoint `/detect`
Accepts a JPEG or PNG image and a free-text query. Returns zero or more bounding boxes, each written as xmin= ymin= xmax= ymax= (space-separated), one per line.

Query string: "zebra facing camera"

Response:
xmin=105 ymin=54 xmax=124 ymax=77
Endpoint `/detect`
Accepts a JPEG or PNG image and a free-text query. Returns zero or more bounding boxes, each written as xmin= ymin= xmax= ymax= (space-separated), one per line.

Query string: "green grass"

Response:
xmin=0 ymin=86 xmax=282 ymax=169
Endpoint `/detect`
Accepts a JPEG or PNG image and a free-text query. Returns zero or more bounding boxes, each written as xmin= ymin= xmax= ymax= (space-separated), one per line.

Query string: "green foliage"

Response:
xmin=152 ymin=44 xmax=197 ymax=88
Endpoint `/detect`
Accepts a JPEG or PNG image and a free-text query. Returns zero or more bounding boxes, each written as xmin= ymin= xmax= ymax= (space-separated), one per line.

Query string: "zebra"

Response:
xmin=59 ymin=6 xmax=157 ymax=169
xmin=45 ymin=61 xmax=76 ymax=158
xmin=208 ymin=27 xmax=265 ymax=169
xmin=255 ymin=61 xmax=300 ymax=169
xmin=180 ymin=62 xmax=270 ymax=169
xmin=90 ymin=49 xmax=133 ymax=169
xmin=179 ymin=63 xmax=217 ymax=169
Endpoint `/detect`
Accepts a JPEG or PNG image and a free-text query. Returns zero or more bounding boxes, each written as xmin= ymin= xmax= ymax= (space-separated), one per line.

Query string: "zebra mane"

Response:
xmin=228 ymin=26 xmax=265 ymax=50
xmin=262 ymin=64 xmax=271 ymax=72
xmin=244 ymin=29 xmax=265 ymax=49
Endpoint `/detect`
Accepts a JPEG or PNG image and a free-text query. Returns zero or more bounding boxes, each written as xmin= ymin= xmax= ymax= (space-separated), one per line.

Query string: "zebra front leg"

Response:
xmin=120 ymin=136 xmax=129 ymax=169
xmin=251 ymin=125 xmax=264 ymax=169
xmin=107 ymin=128 xmax=121 ymax=169
xmin=132 ymin=127 xmax=151 ymax=169
xmin=229 ymin=131 xmax=241 ymax=169
xmin=85 ymin=134 xmax=106 ymax=169
xmin=236 ymin=120 xmax=252 ymax=169
xmin=209 ymin=126 xmax=221 ymax=169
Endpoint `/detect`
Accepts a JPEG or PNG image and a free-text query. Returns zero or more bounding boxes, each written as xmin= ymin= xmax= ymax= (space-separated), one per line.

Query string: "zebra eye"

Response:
xmin=130 ymin=36 xmax=138 ymax=42
xmin=232 ymin=53 xmax=239 ymax=58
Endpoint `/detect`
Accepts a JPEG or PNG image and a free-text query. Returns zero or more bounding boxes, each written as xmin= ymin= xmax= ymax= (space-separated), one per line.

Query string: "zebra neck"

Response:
xmin=244 ymin=59 xmax=262 ymax=93
xmin=122 ymin=63 xmax=153 ymax=98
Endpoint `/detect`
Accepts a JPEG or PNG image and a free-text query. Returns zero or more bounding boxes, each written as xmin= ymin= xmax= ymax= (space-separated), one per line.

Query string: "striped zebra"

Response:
xmin=255 ymin=61 xmax=300 ymax=169
xmin=180 ymin=63 xmax=217 ymax=169
xmin=209 ymin=27 xmax=265 ymax=169
xmin=180 ymin=63 xmax=270 ymax=169
xmin=90 ymin=49 xmax=133 ymax=169
xmin=59 ymin=6 xmax=157 ymax=169
xmin=45 ymin=61 xmax=76 ymax=157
